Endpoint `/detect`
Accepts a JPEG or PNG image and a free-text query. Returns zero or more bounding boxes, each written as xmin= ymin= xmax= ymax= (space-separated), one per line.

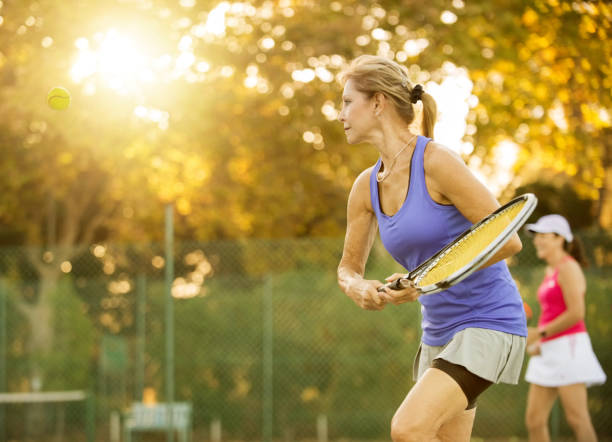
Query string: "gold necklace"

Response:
xmin=376 ymin=134 xmax=417 ymax=183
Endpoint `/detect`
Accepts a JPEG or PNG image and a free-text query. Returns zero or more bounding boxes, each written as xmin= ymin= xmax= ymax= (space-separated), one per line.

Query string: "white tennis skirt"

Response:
xmin=525 ymin=332 xmax=607 ymax=387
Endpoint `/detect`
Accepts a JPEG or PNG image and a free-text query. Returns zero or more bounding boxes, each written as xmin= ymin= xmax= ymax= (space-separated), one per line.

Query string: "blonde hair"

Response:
xmin=339 ymin=55 xmax=437 ymax=138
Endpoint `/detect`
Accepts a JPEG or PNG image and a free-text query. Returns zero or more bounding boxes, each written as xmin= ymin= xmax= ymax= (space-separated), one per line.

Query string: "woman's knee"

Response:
xmin=390 ymin=422 xmax=423 ymax=442
xmin=564 ymin=408 xmax=592 ymax=432
xmin=525 ymin=408 xmax=548 ymax=431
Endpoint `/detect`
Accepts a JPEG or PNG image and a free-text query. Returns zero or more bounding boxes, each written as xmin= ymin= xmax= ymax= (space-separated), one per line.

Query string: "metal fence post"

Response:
xmin=0 ymin=282 xmax=5 ymax=442
xmin=165 ymin=203 xmax=175 ymax=442
xmin=86 ymin=390 xmax=95 ymax=442
xmin=317 ymin=414 xmax=328 ymax=442
xmin=136 ymin=274 xmax=146 ymax=402
xmin=262 ymin=276 xmax=274 ymax=442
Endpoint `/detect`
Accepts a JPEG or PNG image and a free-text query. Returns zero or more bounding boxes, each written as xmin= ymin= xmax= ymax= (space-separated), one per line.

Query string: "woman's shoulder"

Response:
xmin=353 ymin=165 xmax=376 ymax=187
xmin=556 ymin=256 xmax=585 ymax=285
xmin=557 ymin=256 xmax=582 ymax=274
xmin=348 ymin=166 xmax=376 ymax=210
xmin=423 ymin=140 xmax=465 ymax=171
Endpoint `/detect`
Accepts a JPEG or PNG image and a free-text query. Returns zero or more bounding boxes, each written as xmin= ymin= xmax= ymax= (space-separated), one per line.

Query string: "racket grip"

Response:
xmin=377 ymin=278 xmax=411 ymax=292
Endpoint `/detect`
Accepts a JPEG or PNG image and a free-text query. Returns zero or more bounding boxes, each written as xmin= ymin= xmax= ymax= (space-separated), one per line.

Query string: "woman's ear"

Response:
xmin=373 ymin=92 xmax=385 ymax=116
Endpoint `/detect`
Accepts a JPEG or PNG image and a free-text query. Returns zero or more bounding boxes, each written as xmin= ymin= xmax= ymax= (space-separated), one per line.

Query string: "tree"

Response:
xmin=434 ymin=0 xmax=611 ymax=225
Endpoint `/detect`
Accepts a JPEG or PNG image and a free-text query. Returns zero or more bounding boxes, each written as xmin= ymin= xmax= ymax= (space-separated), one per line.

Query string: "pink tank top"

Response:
xmin=537 ymin=257 xmax=587 ymax=342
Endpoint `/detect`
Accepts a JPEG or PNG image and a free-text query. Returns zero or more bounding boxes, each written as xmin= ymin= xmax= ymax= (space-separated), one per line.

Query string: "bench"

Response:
xmin=123 ymin=402 xmax=192 ymax=442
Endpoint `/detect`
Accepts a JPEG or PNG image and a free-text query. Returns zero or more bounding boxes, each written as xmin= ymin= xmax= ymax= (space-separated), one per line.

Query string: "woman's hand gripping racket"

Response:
xmin=378 ymin=193 xmax=537 ymax=295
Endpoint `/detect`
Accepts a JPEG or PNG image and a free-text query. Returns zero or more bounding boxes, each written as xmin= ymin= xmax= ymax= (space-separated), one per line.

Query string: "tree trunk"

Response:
xmin=599 ymin=167 xmax=612 ymax=229
xmin=20 ymin=267 xmax=60 ymax=436
xmin=27 ymin=274 xmax=57 ymax=357
xmin=597 ymin=129 xmax=612 ymax=230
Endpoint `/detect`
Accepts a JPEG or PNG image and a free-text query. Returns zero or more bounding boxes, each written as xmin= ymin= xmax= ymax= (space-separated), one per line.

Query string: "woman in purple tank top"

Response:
xmin=336 ymin=55 xmax=527 ymax=442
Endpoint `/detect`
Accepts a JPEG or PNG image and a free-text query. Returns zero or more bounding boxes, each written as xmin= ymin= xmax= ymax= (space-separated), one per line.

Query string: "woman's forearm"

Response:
xmin=539 ymin=310 xmax=583 ymax=337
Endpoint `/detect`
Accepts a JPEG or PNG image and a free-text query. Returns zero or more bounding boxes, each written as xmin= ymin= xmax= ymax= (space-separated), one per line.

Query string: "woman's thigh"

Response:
xmin=558 ymin=383 xmax=592 ymax=423
xmin=437 ymin=407 xmax=476 ymax=442
xmin=393 ymin=367 xmax=469 ymax=437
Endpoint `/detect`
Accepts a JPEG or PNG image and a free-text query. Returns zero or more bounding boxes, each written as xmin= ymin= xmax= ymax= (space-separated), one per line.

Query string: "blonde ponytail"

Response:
xmin=420 ymin=92 xmax=437 ymax=138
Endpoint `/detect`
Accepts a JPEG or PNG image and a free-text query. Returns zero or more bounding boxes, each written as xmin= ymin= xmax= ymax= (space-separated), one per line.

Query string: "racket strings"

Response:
xmin=414 ymin=202 xmax=525 ymax=288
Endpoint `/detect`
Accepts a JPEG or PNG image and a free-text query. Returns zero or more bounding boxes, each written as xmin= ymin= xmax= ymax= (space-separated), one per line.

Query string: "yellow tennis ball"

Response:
xmin=47 ymin=86 xmax=71 ymax=110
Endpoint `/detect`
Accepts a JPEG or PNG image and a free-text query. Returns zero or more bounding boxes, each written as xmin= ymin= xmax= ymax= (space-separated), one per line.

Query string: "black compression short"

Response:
xmin=432 ymin=358 xmax=493 ymax=409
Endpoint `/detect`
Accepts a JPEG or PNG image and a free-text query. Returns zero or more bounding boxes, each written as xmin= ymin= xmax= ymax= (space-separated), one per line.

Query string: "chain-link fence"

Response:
xmin=0 ymin=232 xmax=610 ymax=441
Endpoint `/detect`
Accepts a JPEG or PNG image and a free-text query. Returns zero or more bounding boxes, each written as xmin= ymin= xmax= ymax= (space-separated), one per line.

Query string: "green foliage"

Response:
xmin=39 ymin=276 xmax=96 ymax=390
xmin=1 ymin=273 xmax=95 ymax=391
xmin=1 ymin=235 xmax=611 ymax=438
xmin=140 ymin=268 xmax=420 ymax=439
xmin=516 ymin=179 xmax=597 ymax=229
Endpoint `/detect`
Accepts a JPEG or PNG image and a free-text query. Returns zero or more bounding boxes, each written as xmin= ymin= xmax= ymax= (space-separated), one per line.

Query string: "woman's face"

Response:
xmin=338 ymin=79 xmax=375 ymax=144
xmin=532 ymin=232 xmax=564 ymax=260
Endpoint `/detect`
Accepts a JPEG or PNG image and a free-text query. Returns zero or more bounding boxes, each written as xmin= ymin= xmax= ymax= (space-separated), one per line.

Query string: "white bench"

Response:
xmin=123 ymin=402 xmax=192 ymax=442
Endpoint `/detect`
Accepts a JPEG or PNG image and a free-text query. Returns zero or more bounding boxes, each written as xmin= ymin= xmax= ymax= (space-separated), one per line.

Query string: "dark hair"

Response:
xmin=563 ymin=235 xmax=589 ymax=268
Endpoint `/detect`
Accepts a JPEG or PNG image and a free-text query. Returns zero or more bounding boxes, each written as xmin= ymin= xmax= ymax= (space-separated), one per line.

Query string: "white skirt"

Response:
xmin=525 ymin=332 xmax=607 ymax=387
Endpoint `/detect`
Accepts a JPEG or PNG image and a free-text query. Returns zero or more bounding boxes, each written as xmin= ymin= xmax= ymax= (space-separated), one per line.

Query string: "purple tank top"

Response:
xmin=371 ymin=136 xmax=527 ymax=346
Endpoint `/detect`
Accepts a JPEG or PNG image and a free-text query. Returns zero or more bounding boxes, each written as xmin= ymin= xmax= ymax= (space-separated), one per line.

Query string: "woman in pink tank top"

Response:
xmin=523 ymin=214 xmax=606 ymax=442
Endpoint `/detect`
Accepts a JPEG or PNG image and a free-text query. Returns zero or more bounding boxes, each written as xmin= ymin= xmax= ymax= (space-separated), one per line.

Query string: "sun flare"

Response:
xmin=70 ymin=29 xmax=155 ymax=95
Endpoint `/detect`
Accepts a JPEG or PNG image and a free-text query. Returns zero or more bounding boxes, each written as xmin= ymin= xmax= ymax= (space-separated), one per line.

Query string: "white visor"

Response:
xmin=525 ymin=214 xmax=573 ymax=242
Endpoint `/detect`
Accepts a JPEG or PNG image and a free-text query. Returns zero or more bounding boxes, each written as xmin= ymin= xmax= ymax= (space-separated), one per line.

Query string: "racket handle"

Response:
xmin=378 ymin=277 xmax=411 ymax=292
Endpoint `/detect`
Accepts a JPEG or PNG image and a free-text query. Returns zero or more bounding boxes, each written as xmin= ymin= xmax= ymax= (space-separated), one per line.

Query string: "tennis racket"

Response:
xmin=378 ymin=193 xmax=537 ymax=295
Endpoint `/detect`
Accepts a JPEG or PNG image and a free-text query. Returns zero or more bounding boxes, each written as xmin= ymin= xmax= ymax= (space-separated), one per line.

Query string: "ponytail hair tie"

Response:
xmin=410 ymin=84 xmax=424 ymax=104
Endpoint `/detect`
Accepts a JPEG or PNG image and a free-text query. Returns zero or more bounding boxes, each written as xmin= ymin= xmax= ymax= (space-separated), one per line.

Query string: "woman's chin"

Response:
xmin=345 ymin=135 xmax=359 ymax=145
